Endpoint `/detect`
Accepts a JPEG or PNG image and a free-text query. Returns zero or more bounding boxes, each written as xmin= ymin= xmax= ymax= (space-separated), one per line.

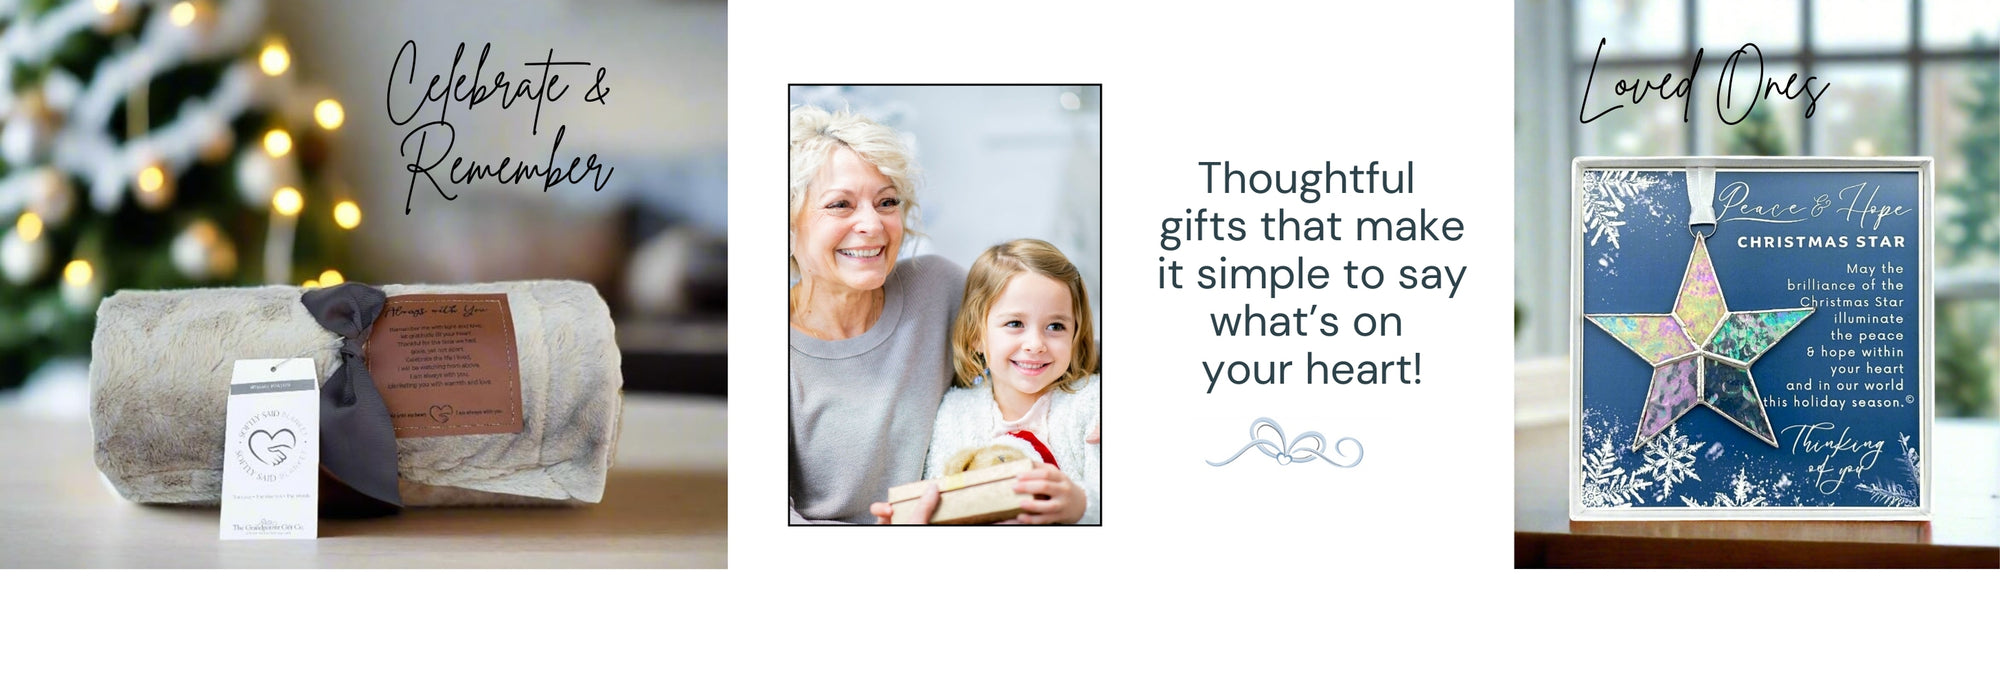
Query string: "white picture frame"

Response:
xmin=1568 ymin=156 xmax=1934 ymax=521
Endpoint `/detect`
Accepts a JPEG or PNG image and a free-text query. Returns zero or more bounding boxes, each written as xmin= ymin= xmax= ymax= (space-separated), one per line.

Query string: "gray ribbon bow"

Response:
xmin=300 ymin=283 xmax=402 ymax=517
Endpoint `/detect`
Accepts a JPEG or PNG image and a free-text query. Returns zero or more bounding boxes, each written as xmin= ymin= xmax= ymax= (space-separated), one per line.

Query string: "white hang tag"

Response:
xmin=220 ymin=358 xmax=320 ymax=540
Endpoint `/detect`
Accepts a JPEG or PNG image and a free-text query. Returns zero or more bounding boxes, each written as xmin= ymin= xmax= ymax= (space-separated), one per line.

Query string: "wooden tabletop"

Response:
xmin=0 ymin=392 xmax=726 ymax=569
xmin=1515 ymin=359 xmax=2000 ymax=568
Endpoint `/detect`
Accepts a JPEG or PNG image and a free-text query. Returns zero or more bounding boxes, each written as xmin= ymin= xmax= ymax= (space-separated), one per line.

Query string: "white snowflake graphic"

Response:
xmin=1580 ymin=170 xmax=1662 ymax=251
xmin=1680 ymin=467 xmax=1770 ymax=508
xmin=1578 ymin=408 xmax=1805 ymax=509
xmin=1581 ymin=436 xmax=1652 ymax=508
xmin=1854 ymin=433 xmax=1921 ymax=508
xmin=1633 ymin=425 xmax=1703 ymax=502
xmin=1579 ymin=408 xmax=1610 ymax=443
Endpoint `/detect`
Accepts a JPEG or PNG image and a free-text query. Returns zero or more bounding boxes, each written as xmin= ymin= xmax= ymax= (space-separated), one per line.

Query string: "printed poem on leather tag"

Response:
xmin=222 ymin=359 xmax=319 ymax=540
xmin=365 ymin=293 xmax=525 ymax=437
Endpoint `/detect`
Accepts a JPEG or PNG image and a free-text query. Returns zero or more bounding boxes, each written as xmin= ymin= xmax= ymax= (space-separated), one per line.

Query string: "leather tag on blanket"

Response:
xmin=364 ymin=293 xmax=525 ymax=437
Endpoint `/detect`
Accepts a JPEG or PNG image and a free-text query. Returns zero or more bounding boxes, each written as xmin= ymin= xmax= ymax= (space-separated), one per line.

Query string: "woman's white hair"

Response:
xmin=788 ymin=105 xmax=922 ymax=278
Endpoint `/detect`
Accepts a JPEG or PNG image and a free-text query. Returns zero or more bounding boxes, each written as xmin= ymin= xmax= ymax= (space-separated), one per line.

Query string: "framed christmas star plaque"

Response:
xmin=1570 ymin=158 xmax=1932 ymax=520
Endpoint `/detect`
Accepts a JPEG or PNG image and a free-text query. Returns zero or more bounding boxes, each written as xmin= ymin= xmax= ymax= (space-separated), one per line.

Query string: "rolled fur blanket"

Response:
xmin=89 ymin=281 xmax=621 ymax=506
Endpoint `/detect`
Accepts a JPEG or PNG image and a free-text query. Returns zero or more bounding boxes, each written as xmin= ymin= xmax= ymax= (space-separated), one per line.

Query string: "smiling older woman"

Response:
xmin=787 ymin=106 xmax=964 ymax=524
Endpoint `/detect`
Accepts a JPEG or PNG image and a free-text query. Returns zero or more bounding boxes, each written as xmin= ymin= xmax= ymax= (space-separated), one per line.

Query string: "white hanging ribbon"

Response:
xmin=1687 ymin=165 xmax=1717 ymax=228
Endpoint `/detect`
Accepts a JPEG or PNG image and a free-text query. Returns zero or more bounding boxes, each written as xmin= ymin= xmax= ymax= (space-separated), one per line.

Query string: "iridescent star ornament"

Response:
xmin=1587 ymin=232 xmax=1813 ymax=449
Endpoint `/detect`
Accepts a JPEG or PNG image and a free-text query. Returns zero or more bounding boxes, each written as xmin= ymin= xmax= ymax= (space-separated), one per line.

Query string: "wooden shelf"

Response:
xmin=0 ymin=394 xmax=726 ymax=568
xmin=1515 ymin=360 xmax=2000 ymax=568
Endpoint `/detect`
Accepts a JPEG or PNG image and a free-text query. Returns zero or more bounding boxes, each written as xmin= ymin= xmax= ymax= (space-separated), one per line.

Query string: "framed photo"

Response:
xmin=787 ymin=85 xmax=1104 ymax=525
xmin=1570 ymin=157 xmax=1932 ymax=520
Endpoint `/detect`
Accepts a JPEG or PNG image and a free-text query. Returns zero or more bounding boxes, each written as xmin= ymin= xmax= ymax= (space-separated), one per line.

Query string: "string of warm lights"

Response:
xmin=271 ymin=186 xmax=302 ymax=216
xmin=0 ymin=0 xmax=365 ymax=304
xmin=0 ymin=1 xmax=347 ymax=210
xmin=1 ymin=0 xmax=274 ymax=214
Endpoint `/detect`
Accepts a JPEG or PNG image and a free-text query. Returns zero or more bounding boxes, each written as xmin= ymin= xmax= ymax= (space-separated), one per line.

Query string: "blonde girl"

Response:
xmin=926 ymin=239 xmax=1100 ymax=524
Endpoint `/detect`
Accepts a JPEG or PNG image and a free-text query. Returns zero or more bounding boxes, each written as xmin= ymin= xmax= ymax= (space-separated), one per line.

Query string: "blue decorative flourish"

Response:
xmin=1207 ymin=417 xmax=1363 ymax=468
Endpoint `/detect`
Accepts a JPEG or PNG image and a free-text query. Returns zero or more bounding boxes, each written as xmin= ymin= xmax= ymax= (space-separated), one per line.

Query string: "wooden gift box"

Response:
xmin=887 ymin=458 xmax=1036 ymax=524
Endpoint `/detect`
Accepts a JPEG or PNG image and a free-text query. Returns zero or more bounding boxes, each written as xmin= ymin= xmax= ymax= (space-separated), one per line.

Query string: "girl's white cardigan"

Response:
xmin=923 ymin=375 xmax=1100 ymax=524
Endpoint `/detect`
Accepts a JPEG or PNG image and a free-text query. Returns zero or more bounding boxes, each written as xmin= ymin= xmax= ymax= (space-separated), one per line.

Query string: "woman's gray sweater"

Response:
xmin=789 ymin=255 xmax=965 ymax=523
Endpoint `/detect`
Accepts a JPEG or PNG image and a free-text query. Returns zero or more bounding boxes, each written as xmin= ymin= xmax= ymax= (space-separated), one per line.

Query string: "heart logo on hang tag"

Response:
xmin=247 ymin=428 xmax=296 ymax=467
xmin=427 ymin=404 xmax=454 ymax=424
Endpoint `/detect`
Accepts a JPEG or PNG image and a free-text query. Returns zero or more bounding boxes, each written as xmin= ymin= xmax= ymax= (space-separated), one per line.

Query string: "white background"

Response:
xmin=7 ymin=2 xmax=1994 ymax=679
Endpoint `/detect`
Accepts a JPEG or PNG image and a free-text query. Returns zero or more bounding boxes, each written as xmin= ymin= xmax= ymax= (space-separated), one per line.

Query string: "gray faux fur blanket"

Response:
xmin=89 ymin=281 xmax=621 ymax=506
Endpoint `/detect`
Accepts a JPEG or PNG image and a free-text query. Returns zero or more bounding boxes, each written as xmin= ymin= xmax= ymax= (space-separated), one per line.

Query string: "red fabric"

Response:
xmin=1009 ymin=430 xmax=1059 ymax=470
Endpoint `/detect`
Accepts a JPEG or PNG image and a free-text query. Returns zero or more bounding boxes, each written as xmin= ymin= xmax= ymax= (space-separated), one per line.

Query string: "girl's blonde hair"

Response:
xmin=951 ymin=239 xmax=1099 ymax=391
xmin=788 ymin=105 xmax=922 ymax=279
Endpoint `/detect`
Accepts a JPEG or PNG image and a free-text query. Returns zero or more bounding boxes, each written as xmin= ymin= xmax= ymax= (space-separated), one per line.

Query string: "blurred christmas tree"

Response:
xmin=1722 ymin=104 xmax=1789 ymax=156
xmin=0 ymin=0 xmax=361 ymax=389
xmin=1942 ymin=48 xmax=1998 ymax=259
xmin=1938 ymin=52 xmax=1998 ymax=417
